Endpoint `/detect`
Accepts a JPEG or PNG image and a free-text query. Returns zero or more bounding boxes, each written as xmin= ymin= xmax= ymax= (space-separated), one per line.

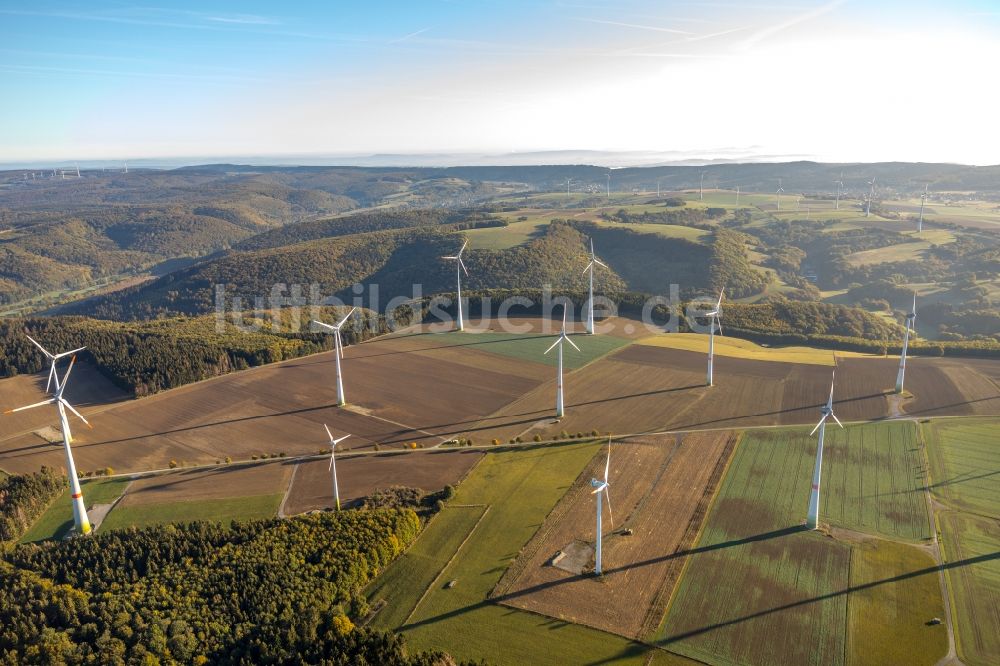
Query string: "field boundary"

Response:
xmin=651 ymin=431 xmax=744 ymax=638
xmin=402 ymin=503 xmax=491 ymax=626
xmin=639 ymin=431 xmax=741 ymax=638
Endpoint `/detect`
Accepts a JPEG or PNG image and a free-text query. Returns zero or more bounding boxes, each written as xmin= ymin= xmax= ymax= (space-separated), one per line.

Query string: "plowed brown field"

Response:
xmin=282 ymin=448 xmax=483 ymax=514
xmin=492 ymin=431 xmax=738 ymax=639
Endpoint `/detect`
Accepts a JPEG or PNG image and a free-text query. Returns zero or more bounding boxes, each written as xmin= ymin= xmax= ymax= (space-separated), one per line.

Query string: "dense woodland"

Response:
xmin=0 ymin=510 xmax=468 ymax=665
xmin=0 ymin=307 xmax=405 ymax=396
xmin=0 ymin=468 xmax=64 ymax=542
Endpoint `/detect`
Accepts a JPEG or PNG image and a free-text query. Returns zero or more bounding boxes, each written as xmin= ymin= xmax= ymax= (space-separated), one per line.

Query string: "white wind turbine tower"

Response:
xmin=699 ymin=170 xmax=707 ymax=200
xmin=323 ymin=424 xmax=350 ymax=510
xmin=918 ymin=184 xmax=928 ymax=232
xmin=544 ymin=306 xmax=580 ymax=417
xmin=735 ymin=185 xmax=740 ymax=207
xmin=606 ymin=171 xmax=611 ymax=199
xmin=896 ymin=293 xmax=917 ymax=394
xmin=311 ymin=307 xmax=357 ymax=407
xmin=834 ymin=177 xmax=844 ymax=210
xmin=75 ymin=164 xmax=81 ymax=178
xmin=806 ymin=370 xmax=843 ymax=529
xmin=582 ymin=239 xmax=607 ymax=335
xmin=705 ymin=288 xmax=724 ymax=386
xmin=865 ymin=177 xmax=876 ymax=217
xmin=5 ymin=351 xmax=93 ymax=535
xmin=775 ymin=179 xmax=784 ymax=210
xmin=123 ymin=161 xmax=128 ymax=174
xmin=590 ymin=438 xmax=614 ymax=575
xmin=441 ymin=239 xmax=470 ymax=331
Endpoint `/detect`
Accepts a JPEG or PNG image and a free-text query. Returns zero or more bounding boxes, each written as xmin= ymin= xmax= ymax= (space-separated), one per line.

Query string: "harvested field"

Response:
xmin=923 ymin=417 xmax=1000 ymax=518
xmin=464 ymin=347 xmax=1000 ymax=444
xmin=283 ymin=448 xmax=483 ymax=514
xmin=493 ymin=431 xmax=738 ymax=639
xmin=0 ymin=362 xmax=128 ymax=442
xmin=0 ymin=332 xmax=549 ymax=475
xmin=120 ymin=461 xmax=294 ymax=506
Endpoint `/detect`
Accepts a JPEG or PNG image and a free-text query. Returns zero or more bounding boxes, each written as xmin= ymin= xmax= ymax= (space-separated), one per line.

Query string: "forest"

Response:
xmin=0 ymin=510 xmax=469 ymax=665
xmin=0 ymin=467 xmax=64 ymax=542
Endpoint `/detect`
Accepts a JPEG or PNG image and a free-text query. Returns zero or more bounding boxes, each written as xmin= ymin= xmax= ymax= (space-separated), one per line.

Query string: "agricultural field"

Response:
xmin=367 ymin=441 xmax=692 ymax=665
xmin=494 ymin=431 xmax=738 ymax=639
xmin=0 ymin=329 xmax=553 ymax=475
xmin=922 ymin=418 xmax=1000 ymax=666
xmin=99 ymin=493 xmax=284 ymax=532
xmin=283 ymin=448 xmax=483 ymax=514
xmin=20 ymin=476 xmax=130 ymax=542
xmin=654 ymin=422 xmax=945 ymax=665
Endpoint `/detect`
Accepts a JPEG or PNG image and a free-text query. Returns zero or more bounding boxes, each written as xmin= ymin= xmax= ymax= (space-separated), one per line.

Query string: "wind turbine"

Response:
xmin=896 ymin=294 xmax=917 ymax=394
xmin=25 ymin=335 xmax=85 ymax=393
xmin=123 ymin=160 xmax=128 ymax=174
xmin=441 ymin=239 xmax=470 ymax=331
xmin=918 ymin=184 xmax=928 ymax=232
xmin=775 ymin=179 xmax=784 ymax=210
xmin=311 ymin=307 xmax=357 ymax=407
xmin=865 ymin=177 xmax=876 ymax=217
xmin=806 ymin=370 xmax=843 ymax=529
xmin=735 ymin=185 xmax=740 ymax=207
xmin=699 ymin=170 xmax=707 ymax=200
xmin=657 ymin=178 xmax=662 ymax=197
xmin=5 ymin=353 xmax=93 ymax=535
xmin=582 ymin=239 xmax=607 ymax=335
xmin=705 ymin=288 xmax=724 ymax=386
xmin=606 ymin=171 xmax=611 ymax=199
xmin=323 ymin=424 xmax=350 ymax=510
xmin=75 ymin=164 xmax=81 ymax=178
xmin=590 ymin=438 xmax=614 ymax=575
xmin=835 ymin=174 xmax=844 ymax=210
xmin=544 ymin=306 xmax=580 ymax=417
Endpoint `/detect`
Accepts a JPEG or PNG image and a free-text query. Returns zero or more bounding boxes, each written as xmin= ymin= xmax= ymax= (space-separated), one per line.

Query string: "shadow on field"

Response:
xmin=653 ymin=550 xmax=1000 ymax=647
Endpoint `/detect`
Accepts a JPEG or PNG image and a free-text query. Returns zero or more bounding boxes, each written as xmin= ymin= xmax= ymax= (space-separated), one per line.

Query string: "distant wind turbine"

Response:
xmin=441 ymin=239 xmax=470 ymax=331
xmin=606 ymin=172 xmax=611 ymax=199
xmin=775 ymin=179 xmax=784 ymax=210
xmin=123 ymin=161 xmax=128 ymax=174
xmin=918 ymin=184 xmax=928 ymax=232
xmin=323 ymin=424 xmax=350 ymax=510
xmin=75 ymin=164 xmax=81 ymax=178
xmin=807 ymin=369 xmax=843 ymax=529
xmin=896 ymin=294 xmax=917 ymax=394
xmin=835 ymin=174 xmax=844 ymax=210
xmin=590 ymin=438 xmax=614 ymax=575
xmin=705 ymin=289 xmax=724 ymax=386
xmin=865 ymin=177 xmax=876 ymax=217
xmin=735 ymin=185 xmax=740 ymax=207
xmin=5 ymin=351 xmax=93 ymax=535
xmin=544 ymin=306 xmax=580 ymax=417
xmin=699 ymin=170 xmax=707 ymax=200
xmin=311 ymin=307 xmax=357 ymax=407
xmin=657 ymin=178 xmax=662 ymax=198
xmin=582 ymin=239 xmax=607 ymax=335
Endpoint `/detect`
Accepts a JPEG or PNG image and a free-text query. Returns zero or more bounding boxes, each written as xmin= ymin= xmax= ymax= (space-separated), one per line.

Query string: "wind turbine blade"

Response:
xmin=335 ymin=307 xmax=357 ymax=328
xmin=460 ymin=239 xmax=468 ymax=255
xmin=441 ymin=255 xmax=457 ymax=260
xmin=716 ymin=288 xmax=724 ymax=310
xmin=809 ymin=413 xmax=829 ymax=436
xmin=583 ymin=260 xmax=594 ymax=274
xmin=311 ymin=320 xmax=337 ymax=332
xmin=324 ymin=423 xmax=334 ymax=443
xmin=329 ymin=450 xmax=335 ymax=471
xmin=61 ymin=399 xmax=91 ymax=428
xmin=562 ymin=305 xmax=567 ymax=330
xmin=604 ymin=489 xmax=614 ymax=529
xmin=5 ymin=398 xmax=56 ymax=413
xmin=336 ymin=331 xmax=344 ymax=359
xmin=595 ymin=259 xmax=608 ymax=268
xmin=25 ymin=335 xmax=54 ymax=359
xmin=53 ymin=346 xmax=86 ymax=360
xmin=60 ymin=355 xmax=77 ymax=392
xmin=459 ymin=257 xmax=469 ymax=276
xmin=831 ymin=412 xmax=844 ymax=429
xmin=604 ymin=442 xmax=611 ymax=482
xmin=716 ymin=317 xmax=723 ymax=336
xmin=590 ymin=482 xmax=607 ymax=494
xmin=46 ymin=364 xmax=56 ymax=393
xmin=333 ymin=435 xmax=350 ymax=445
xmin=565 ymin=335 xmax=581 ymax=352
xmin=544 ymin=337 xmax=561 ymax=355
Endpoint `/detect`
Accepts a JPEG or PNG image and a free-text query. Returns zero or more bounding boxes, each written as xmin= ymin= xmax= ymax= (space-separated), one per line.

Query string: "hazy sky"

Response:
xmin=2 ymin=1 xmax=999 ymax=164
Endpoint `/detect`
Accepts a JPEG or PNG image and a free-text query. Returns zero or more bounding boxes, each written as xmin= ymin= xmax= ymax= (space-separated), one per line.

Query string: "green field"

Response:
xmin=98 ymin=493 xmax=284 ymax=532
xmin=846 ymin=539 xmax=948 ymax=666
xmin=923 ymin=418 xmax=1000 ymax=666
xmin=370 ymin=441 xmax=685 ymax=665
xmin=445 ymin=330 xmax=633 ymax=369
xmin=19 ymin=477 xmax=131 ymax=543
xmin=654 ymin=422 xmax=941 ymax=665
xmin=923 ymin=418 xmax=1000 ymax=517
